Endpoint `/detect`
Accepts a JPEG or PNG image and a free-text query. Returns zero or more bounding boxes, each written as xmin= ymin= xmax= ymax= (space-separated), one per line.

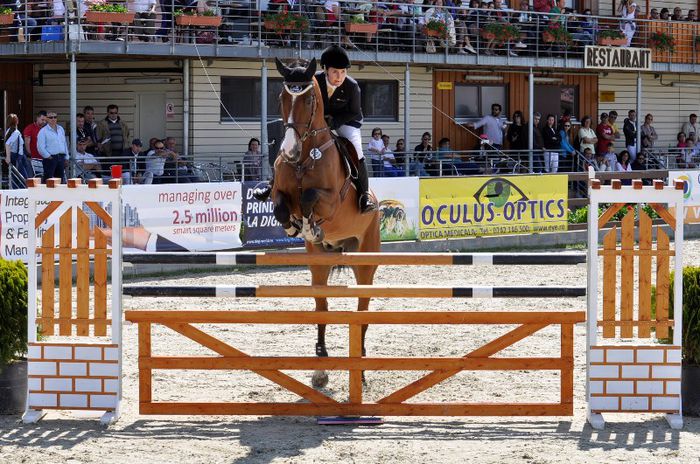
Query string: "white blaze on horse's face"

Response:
xmin=279 ymin=83 xmax=314 ymax=163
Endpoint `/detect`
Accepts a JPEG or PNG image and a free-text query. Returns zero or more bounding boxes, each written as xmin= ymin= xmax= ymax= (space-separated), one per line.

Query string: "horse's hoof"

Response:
xmin=312 ymin=370 xmax=329 ymax=388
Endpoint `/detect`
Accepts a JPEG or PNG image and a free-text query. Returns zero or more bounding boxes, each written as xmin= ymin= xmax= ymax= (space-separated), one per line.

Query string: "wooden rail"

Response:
xmin=125 ymin=310 xmax=586 ymax=417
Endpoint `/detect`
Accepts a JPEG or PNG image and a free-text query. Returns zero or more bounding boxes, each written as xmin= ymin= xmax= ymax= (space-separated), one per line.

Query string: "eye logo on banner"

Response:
xmin=474 ymin=178 xmax=528 ymax=208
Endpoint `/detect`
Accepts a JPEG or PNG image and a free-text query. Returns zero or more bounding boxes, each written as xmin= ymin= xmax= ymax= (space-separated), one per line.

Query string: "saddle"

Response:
xmin=331 ymin=133 xmax=360 ymax=179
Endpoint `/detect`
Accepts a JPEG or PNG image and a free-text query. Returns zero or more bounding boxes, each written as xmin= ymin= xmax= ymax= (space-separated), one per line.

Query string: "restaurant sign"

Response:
xmin=584 ymin=46 xmax=652 ymax=71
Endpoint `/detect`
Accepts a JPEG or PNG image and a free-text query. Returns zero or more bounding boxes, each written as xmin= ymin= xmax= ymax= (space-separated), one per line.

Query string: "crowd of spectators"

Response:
xmin=359 ymin=104 xmax=700 ymax=179
xmin=4 ymin=0 xmax=700 ymax=53
xmin=2 ymin=105 xmax=196 ymax=188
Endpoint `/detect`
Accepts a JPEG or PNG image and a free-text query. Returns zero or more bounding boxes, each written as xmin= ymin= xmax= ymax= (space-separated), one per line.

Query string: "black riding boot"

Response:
xmin=356 ymin=158 xmax=377 ymax=214
xmin=252 ymin=175 xmax=274 ymax=202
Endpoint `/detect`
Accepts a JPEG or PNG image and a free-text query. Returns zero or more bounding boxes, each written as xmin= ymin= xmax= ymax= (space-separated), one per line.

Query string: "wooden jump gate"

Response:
xmin=125 ymin=310 xmax=585 ymax=416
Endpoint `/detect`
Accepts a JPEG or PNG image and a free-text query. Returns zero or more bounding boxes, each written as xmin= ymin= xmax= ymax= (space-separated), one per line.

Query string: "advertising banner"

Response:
xmin=1 ymin=190 xmax=32 ymax=261
xmin=121 ymin=183 xmax=243 ymax=252
xmin=669 ymin=170 xmax=700 ymax=224
xmin=240 ymin=181 xmax=303 ymax=249
xmin=370 ymin=177 xmax=420 ymax=242
xmin=419 ymin=175 xmax=568 ymax=239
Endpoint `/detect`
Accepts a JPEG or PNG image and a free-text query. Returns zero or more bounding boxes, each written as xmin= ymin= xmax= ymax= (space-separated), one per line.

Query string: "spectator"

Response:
xmin=380 ymin=134 xmax=402 ymax=177
xmin=618 ymin=1 xmax=637 ymax=47
xmin=164 ymin=136 xmax=195 ymax=183
xmin=74 ymin=137 xmax=102 ymax=179
xmin=423 ymin=0 xmax=457 ymax=53
xmin=604 ymin=142 xmax=618 ymax=167
xmin=23 ymin=110 xmax=47 ymax=163
xmin=681 ymin=113 xmax=698 ymax=139
xmin=616 ymin=149 xmax=633 ymax=174
xmin=649 ymin=8 xmax=659 ymax=20
xmin=468 ymin=103 xmax=507 ymax=150
xmin=74 ymin=113 xmax=90 ymax=146
xmin=4 ymin=113 xmax=27 ymax=188
xmin=676 ymin=132 xmax=697 ymax=168
xmin=640 ymin=113 xmax=657 ymax=151
xmin=394 ymin=138 xmax=407 ymax=173
xmin=506 ymin=110 xmax=528 ymax=151
xmin=631 ymin=151 xmax=647 ymax=170
xmin=671 ymin=7 xmax=683 ymax=21
xmin=559 ymin=118 xmax=575 ymax=161
xmin=145 ymin=139 xmax=168 ymax=183
xmin=243 ymin=137 xmax=263 ymax=181
xmin=687 ymin=10 xmax=697 ymax=21
xmin=623 ymin=109 xmax=637 ymax=160
xmin=412 ymin=131 xmax=432 ymax=177
xmin=454 ymin=1 xmax=476 ymax=54
xmin=514 ymin=0 xmax=535 ymax=49
xmin=578 ymin=115 xmax=597 ymax=154
xmin=37 ymin=112 xmax=68 ymax=183
xmin=83 ymin=106 xmax=98 ymax=154
xmin=96 ymin=104 xmax=130 ymax=166
xmin=367 ymin=127 xmax=386 ymax=176
xmin=595 ymin=112 xmax=614 ymax=155
xmin=121 ymin=138 xmax=143 ymax=184
xmin=541 ymin=113 xmax=560 ymax=173
xmin=677 ymin=131 xmax=688 ymax=149
xmin=570 ymin=9 xmax=595 ymax=45
xmin=608 ymin=110 xmax=621 ymax=140
xmin=436 ymin=137 xmax=465 ymax=175
xmin=582 ymin=147 xmax=594 ymax=163
xmin=660 ymin=8 xmax=670 ymax=20
xmin=591 ymin=152 xmax=610 ymax=172
xmin=130 ymin=0 xmax=157 ymax=42
xmin=483 ymin=0 xmax=519 ymax=56
xmin=533 ymin=112 xmax=545 ymax=172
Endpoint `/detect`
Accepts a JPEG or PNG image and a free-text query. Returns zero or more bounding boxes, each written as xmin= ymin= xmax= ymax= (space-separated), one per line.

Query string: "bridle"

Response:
xmin=282 ymin=81 xmax=330 ymax=144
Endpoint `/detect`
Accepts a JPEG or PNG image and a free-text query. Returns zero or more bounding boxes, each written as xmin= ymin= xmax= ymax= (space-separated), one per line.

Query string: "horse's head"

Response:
xmin=275 ymin=57 xmax=321 ymax=163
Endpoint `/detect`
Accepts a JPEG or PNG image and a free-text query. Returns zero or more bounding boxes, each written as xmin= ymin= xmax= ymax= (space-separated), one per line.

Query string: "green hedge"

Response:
xmin=0 ymin=258 xmax=28 ymax=368
xmin=671 ymin=266 xmax=700 ymax=366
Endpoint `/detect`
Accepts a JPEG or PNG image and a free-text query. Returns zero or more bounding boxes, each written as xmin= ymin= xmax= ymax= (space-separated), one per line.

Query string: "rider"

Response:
xmin=253 ymin=45 xmax=377 ymax=214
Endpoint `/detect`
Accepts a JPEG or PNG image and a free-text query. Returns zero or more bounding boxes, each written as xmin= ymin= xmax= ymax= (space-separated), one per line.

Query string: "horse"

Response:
xmin=272 ymin=57 xmax=381 ymax=388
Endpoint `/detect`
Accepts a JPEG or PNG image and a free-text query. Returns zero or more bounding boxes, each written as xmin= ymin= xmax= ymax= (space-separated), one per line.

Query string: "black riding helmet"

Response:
xmin=320 ymin=45 xmax=351 ymax=69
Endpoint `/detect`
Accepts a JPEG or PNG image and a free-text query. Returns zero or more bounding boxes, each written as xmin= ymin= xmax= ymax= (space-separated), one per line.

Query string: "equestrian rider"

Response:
xmin=253 ymin=45 xmax=377 ymax=214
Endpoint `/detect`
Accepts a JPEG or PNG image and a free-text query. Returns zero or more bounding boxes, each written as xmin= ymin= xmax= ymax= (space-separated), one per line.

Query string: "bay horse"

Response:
xmin=272 ymin=58 xmax=380 ymax=388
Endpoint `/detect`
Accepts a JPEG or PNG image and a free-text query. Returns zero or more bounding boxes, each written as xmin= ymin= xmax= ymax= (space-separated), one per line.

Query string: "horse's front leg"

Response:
xmin=300 ymin=188 xmax=339 ymax=243
xmin=272 ymin=191 xmax=299 ymax=237
xmin=309 ymin=257 xmax=332 ymax=389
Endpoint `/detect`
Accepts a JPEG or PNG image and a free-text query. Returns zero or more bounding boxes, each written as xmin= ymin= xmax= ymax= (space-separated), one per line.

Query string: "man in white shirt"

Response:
xmin=681 ymin=113 xmax=699 ymax=139
xmin=468 ymin=103 xmax=508 ymax=149
xmin=74 ymin=137 xmax=102 ymax=178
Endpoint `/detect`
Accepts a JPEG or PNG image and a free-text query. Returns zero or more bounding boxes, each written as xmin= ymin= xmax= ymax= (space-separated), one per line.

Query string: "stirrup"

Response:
xmin=358 ymin=193 xmax=377 ymax=214
xmin=252 ymin=183 xmax=272 ymax=202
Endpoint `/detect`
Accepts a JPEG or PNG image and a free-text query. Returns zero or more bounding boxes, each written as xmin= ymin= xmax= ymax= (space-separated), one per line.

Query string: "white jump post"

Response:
xmin=586 ymin=170 xmax=685 ymax=430
xmin=23 ymin=178 xmax=123 ymax=425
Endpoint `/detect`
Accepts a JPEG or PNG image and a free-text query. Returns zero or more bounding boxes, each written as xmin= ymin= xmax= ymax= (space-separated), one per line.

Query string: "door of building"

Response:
xmin=136 ymin=93 xmax=167 ymax=145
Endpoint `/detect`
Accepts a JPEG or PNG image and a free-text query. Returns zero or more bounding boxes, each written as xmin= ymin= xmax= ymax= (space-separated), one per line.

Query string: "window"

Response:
xmin=358 ymin=80 xmax=398 ymax=122
xmin=534 ymin=85 xmax=579 ymax=122
xmin=220 ymin=77 xmax=284 ymax=122
xmin=455 ymin=84 xmax=508 ymax=121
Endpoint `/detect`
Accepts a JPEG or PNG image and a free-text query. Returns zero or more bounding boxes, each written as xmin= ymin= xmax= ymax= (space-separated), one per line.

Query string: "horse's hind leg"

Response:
xmin=351 ymin=264 xmax=379 ymax=384
xmin=309 ymin=257 xmax=332 ymax=389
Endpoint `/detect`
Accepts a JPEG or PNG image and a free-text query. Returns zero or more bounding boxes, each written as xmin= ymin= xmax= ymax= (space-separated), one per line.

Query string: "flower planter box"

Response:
xmin=542 ymin=31 xmax=555 ymax=43
xmin=85 ymin=11 xmax=135 ymax=24
xmin=424 ymin=28 xmax=444 ymax=38
xmin=175 ymin=15 xmax=222 ymax=27
xmin=263 ymin=20 xmax=299 ymax=32
xmin=597 ymin=37 xmax=627 ymax=46
xmin=0 ymin=13 xmax=14 ymax=25
xmin=345 ymin=22 xmax=378 ymax=34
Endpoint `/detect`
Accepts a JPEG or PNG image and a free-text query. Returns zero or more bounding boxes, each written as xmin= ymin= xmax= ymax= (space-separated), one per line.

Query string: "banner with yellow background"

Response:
xmin=419 ymin=175 xmax=568 ymax=239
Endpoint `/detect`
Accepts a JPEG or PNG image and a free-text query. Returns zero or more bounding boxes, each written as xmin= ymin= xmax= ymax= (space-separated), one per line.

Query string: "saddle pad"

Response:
xmin=335 ymin=136 xmax=359 ymax=178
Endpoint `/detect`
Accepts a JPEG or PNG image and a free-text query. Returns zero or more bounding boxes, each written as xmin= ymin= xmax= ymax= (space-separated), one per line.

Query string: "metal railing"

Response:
xmin=1 ymin=2 xmax=700 ymax=66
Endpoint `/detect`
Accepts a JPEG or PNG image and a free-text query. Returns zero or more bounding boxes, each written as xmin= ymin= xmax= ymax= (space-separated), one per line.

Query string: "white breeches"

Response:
xmin=336 ymin=125 xmax=364 ymax=160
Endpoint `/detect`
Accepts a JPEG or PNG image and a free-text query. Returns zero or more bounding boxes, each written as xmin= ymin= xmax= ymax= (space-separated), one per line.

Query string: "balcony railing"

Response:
xmin=2 ymin=2 xmax=700 ymax=67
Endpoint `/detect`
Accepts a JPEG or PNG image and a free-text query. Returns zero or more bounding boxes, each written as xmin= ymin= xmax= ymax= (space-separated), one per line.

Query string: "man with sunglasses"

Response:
xmin=96 ymin=104 xmax=130 ymax=167
xmin=145 ymin=140 xmax=171 ymax=184
xmin=37 ymin=112 xmax=68 ymax=183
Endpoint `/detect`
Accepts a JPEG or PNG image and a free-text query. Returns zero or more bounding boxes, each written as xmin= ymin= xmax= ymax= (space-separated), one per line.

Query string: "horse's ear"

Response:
xmin=275 ymin=58 xmax=288 ymax=78
xmin=305 ymin=58 xmax=317 ymax=81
